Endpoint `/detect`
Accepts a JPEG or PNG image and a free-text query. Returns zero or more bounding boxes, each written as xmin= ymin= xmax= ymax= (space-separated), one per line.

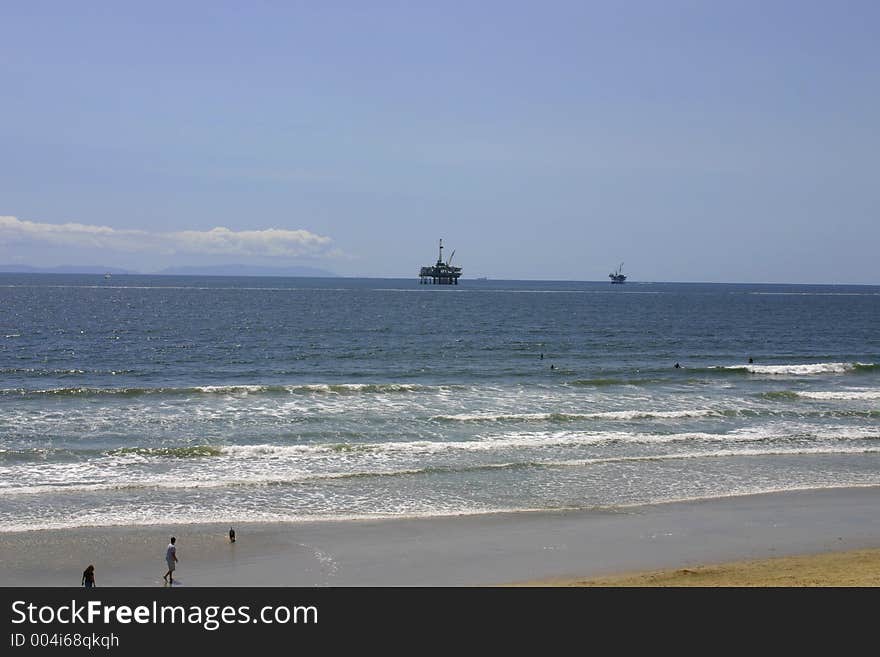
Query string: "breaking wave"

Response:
xmin=431 ymin=409 xmax=723 ymax=422
xmin=794 ymin=390 xmax=880 ymax=401
xmin=5 ymin=445 xmax=880 ymax=499
xmin=1 ymin=382 xmax=456 ymax=398
xmin=715 ymin=362 xmax=875 ymax=376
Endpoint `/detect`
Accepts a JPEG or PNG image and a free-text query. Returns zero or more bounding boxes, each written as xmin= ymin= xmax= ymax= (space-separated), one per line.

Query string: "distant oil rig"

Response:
xmin=609 ymin=262 xmax=627 ymax=284
xmin=419 ymin=239 xmax=462 ymax=285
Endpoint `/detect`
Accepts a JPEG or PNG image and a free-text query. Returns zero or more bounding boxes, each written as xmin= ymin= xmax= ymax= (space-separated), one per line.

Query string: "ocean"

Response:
xmin=1 ymin=274 xmax=878 ymax=532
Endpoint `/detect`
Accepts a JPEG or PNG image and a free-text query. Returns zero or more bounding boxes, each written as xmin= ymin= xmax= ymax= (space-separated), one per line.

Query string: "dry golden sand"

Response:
xmin=514 ymin=548 xmax=880 ymax=587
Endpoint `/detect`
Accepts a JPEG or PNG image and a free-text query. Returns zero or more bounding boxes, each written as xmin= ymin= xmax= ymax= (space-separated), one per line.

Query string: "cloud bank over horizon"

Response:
xmin=0 ymin=215 xmax=337 ymax=260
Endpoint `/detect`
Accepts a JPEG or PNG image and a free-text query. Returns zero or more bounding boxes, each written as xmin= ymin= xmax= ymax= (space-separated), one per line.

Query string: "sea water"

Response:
xmin=1 ymin=274 xmax=878 ymax=531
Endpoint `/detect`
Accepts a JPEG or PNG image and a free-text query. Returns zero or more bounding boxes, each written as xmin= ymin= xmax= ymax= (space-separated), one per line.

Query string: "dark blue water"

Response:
xmin=2 ymin=274 xmax=878 ymax=530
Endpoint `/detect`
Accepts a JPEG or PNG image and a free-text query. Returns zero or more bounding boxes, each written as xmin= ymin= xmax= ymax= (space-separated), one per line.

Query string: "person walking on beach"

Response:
xmin=163 ymin=537 xmax=178 ymax=585
xmin=228 ymin=527 xmax=236 ymax=543
xmin=81 ymin=564 xmax=95 ymax=588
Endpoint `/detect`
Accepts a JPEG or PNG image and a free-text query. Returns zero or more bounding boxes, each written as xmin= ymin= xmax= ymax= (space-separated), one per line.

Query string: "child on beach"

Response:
xmin=163 ymin=537 xmax=178 ymax=584
xmin=81 ymin=564 xmax=95 ymax=588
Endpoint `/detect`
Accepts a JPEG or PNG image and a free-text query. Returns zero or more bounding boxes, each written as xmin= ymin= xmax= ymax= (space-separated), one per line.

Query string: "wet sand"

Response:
xmin=1 ymin=486 xmax=878 ymax=587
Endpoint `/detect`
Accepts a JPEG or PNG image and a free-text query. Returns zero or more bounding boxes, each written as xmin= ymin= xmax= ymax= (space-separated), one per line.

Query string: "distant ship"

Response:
xmin=609 ymin=263 xmax=627 ymax=284
xmin=419 ymin=239 xmax=462 ymax=285
xmin=104 ymin=273 xmax=112 ymax=280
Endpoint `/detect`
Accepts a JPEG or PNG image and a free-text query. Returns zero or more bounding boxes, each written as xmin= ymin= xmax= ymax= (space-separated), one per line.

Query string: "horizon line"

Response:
xmin=0 ymin=269 xmax=877 ymax=287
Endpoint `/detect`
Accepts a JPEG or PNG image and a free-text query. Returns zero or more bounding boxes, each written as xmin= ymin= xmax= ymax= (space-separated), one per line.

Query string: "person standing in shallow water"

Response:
xmin=163 ymin=537 xmax=178 ymax=584
xmin=81 ymin=564 xmax=95 ymax=588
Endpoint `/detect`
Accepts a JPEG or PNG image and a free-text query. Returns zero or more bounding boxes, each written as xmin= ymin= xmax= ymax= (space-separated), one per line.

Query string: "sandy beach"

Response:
xmin=0 ymin=486 xmax=877 ymax=587
xmin=521 ymin=548 xmax=880 ymax=586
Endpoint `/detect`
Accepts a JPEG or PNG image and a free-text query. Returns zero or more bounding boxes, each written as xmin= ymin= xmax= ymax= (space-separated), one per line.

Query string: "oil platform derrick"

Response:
xmin=419 ymin=239 xmax=462 ymax=285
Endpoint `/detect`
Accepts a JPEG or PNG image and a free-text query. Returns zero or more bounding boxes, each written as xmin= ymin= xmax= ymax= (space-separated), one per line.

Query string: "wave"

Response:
xmin=9 ymin=482 xmax=880 ymax=533
xmin=194 ymin=383 xmax=440 ymax=395
xmin=432 ymin=408 xmax=880 ymax=423
xmin=109 ymin=446 xmax=224 ymax=458
xmin=548 ymin=446 xmax=880 ymax=469
xmin=431 ymin=409 xmax=724 ymax=422
xmin=4 ymin=418 xmax=877 ymax=465
xmin=762 ymin=389 xmax=880 ymax=401
xmin=713 ymin=362 xmax=876 ymax=376
xmin=0 ymin=504 xmax=552 ymax=533
xmin=793 ymin=390 xmax=880 ymax=401
xmin=6 ymin=445 xmax=880 ymax=498
xmin=1 ymin=368 xmax=86 ymax=375
xmin=0 ymin=468 xmax=430 ymax=495
xmin=1 ymin=382 xmax=458 ymax=399
xmin=565 ymin=362 xmax=877 ymax=383
xmin=98 ymin=428 xmax=880 ymax=460
xmin=4 ymin=422 xmax=879 ymax=466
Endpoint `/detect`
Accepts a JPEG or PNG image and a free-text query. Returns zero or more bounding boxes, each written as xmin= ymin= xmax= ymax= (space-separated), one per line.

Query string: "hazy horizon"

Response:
xmin=3 ymin=262 xmax=880 ymax=287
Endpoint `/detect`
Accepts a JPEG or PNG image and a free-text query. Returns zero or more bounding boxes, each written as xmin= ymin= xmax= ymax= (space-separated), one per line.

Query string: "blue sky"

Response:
xmin=1 ymin=1 xmax=878 ymax=283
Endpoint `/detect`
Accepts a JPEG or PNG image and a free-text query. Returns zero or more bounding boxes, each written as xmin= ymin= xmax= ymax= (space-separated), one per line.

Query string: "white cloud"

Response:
xmin=0 ymin=216 xmax=334 ymax=258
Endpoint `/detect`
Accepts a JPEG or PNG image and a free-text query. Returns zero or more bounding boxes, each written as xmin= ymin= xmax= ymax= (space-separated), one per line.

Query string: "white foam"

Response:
xmin=0 ymin=504 xmax=530 ymax=533
xmin=589 ymin=409 xmax=722 ymax=420
xmin=432 ymin=409 xmax=722 ymax=422
xmin=195 ymin=385 xmax=269 ymax=394
xmin=0 ymin=468 xmax=427 ymax=496
xmin=214 ymin=426 xmax=880 ymax=456
xmin=796 ymin=390 xmax=880 ymax=400
xmin=195 ymin=383 xmax=431 ymax=394
xmin=552 ymin=445 xmax=880 ymax=468
xmin=729 ymin=362 xmax=868 ymax=375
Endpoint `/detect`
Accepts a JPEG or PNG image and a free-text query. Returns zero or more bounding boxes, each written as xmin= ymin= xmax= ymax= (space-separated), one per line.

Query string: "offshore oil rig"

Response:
xmin=609 ymin=262 xmax=627 ymax=284
xmin=419 ymin=239 xmax=462 ymax=284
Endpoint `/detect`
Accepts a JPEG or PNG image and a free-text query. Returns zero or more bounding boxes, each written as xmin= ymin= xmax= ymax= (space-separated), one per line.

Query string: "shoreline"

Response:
xmin=1 ymin=486 xmax=878 ymax=587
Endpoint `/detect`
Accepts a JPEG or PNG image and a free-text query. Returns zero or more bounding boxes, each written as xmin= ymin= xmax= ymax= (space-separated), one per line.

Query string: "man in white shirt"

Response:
xmin=163 ymin=537 xmax=178 ymax=584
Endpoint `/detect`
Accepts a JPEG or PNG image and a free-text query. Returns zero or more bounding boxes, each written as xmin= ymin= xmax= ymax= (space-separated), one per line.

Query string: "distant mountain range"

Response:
xmin=0 ymin=264 xmax=135 ymax=275
xmin=0 ymin=264 xmax=338 ymax=277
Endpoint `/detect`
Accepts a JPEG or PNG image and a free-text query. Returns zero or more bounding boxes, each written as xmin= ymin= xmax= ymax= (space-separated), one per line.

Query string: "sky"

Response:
xmin=1 ymin=1 xmax=878 ymax=283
